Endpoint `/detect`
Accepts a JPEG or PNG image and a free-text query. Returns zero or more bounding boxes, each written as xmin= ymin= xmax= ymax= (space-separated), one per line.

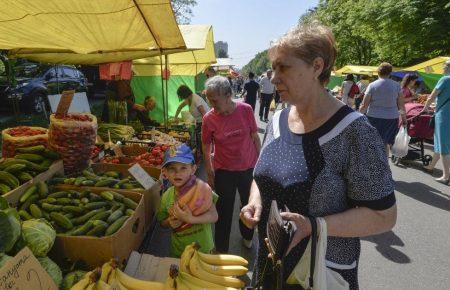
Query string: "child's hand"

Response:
xmin=173 ymin=203 xmax=193 ymax=224
xmin=168 ymin=216 xmax=183 ymax=229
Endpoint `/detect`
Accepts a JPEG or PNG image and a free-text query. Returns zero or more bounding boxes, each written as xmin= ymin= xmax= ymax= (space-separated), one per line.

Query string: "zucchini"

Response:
xmin=19 ymin=185 xmax=38 ymax=203
xmin=105 ymin=216 xmax=129 ymax=236
xmin=16 ymin=145 xmax=46 ymax=154
xmin=50 ymin=212 xmax=73 ymax=230
xmin=14 ymin=153 xmax=44 ymax=163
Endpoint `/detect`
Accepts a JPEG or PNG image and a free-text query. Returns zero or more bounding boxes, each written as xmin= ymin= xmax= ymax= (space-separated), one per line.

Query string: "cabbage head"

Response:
xmin=22 ymin=219 xmax=56 ymax=257
xmin=0 ymin=254 xmax=12 ymax=268
xmin=0 ymin=211 xmax=21 ymax=253
xmin=37 ymin=257 xmax=63 ymax=287
xmin=62 ymin=270 xmax=87 ymax=290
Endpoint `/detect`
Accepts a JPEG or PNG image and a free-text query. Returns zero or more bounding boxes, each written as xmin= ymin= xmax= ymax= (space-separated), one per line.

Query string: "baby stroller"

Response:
xmin=392 ymin=103 xmax=433 ymax=166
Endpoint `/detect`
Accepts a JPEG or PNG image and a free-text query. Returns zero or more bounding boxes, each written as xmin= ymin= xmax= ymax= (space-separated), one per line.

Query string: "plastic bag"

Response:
xmin=48 ymin=113 xmax=97 ymax=174
xmin=391 ymin=126 xmax=410 ymax=158
xmin=1 ymin=126 xmax=48 ymax=157
xmin=270 ymin=99 xmax=277 ymax=111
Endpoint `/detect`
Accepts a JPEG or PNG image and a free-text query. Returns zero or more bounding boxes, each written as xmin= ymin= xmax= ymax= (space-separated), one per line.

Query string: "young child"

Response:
xmin=156 ymin=144 xmax=218 ymax=258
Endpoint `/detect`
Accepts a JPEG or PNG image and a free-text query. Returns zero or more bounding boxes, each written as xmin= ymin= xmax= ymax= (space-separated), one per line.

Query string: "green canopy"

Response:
xmin=418 ymin=72 xmax=443 ymax=91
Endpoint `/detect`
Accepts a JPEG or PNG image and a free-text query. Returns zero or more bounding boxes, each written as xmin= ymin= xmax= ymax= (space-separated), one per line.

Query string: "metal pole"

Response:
xmin=164 ymin=54 xmax=169 ymax=130
xmin=159 ymin=54 xmax=166 ymax=128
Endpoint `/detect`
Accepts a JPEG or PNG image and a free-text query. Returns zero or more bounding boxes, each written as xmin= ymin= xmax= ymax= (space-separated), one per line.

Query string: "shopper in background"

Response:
xmin=174 ymin=85 xmax=210 ymax=124
xmin=202 ymin=76 xmax=261 ymax=252
xmin=359 ymin=62 xmax=407 ymax=155
xmin=242 ymin=72 xmax=260 ymax=111
xmin=340 ymin=73 xmax=357 ymax=107
xmin=259 ymin=69 xmax=276 ymax=122
xmin=401 ymin=74 xmax=419 ymax=103
xmin=421 ymin=60 xmax=450 ymax=185
xmin=240 ymin=22 xmax=397 ymax=290
xmin=355 ymin=75 xmax=370 ymax=110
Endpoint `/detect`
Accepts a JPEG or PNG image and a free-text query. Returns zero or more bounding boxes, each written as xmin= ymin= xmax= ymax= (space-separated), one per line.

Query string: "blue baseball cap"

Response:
xmin=162 ymin=144 xmax=195 ymax=167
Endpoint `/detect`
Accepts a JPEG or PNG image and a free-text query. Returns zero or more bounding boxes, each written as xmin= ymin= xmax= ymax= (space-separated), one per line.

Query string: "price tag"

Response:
xmin=0 ymin=247 xmax=58 ymax=290
xmin=98 ymin=151 xmax=105 ymax=159
xmin=128 ymin=163 xmax=155 ymax=190
xmin=109 ymin=281 xmax=121 ymax=290
xmin=55 ymin=90 xmax=75 ymax=117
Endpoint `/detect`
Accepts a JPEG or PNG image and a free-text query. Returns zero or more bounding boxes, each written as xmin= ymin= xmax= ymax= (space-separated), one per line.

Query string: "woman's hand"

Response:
xmin=399 ymin=114 xmax=407 ymax=127
xmin=240 ymin=202 xmax=262 ymax=229
xmin=280 ymin=212 xmax=312 ymax=256
xmin=173 ymin=203 xmax=194 ymax=224
xmin=168 ymin=216 xmax=183 ymax=229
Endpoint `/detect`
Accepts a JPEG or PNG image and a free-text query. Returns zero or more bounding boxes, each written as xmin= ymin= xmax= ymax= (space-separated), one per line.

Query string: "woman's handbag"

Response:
xmin=429 ymin=97 xmax=450 ymax=129
xmin=286 ymin=217 xmax=349 ymax=290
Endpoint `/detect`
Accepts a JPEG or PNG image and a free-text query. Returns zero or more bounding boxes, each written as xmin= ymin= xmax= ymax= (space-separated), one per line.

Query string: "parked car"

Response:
xmin=0 ymin=62 xmax=87 ymax=114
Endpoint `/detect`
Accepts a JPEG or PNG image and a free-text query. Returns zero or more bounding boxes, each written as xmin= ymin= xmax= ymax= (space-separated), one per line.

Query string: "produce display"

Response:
xmin=178 ymin=242 xmax=247 ymax=288
xmin=416 ymin=94 xmax=429 ymax=105
xmin=49 ymin=168 xmax=144 ymax=190
xmin=0 ymin=145 xmax=60 ymax=195
xmin=0 ymin=196 xmax=62 ymax=287
xmin=49 ymin=113 xmax=98 ymax=174
xmin=17 ymin=183 xmax=138 ymax=237
xmin=2 ymin=126 xmax=48 ymax=158
xmin=97 ymin=123 xmax=135 ymax=142
xmin=136 ymin=129 xmax=180 ymax=146
xmin=91 ymin=144 xmax=104 ymax=159
xmin=100 ymin=144 xmax=170 ymax=167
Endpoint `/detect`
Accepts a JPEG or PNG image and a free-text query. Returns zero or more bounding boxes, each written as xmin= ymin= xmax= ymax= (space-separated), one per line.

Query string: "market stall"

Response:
xmin=402 ymin=56 xmax=450 ymax=90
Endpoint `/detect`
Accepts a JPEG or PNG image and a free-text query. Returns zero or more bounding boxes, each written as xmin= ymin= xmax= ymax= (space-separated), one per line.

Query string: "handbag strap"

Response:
xmin=308 ymin=217 xmax=318 ymax=289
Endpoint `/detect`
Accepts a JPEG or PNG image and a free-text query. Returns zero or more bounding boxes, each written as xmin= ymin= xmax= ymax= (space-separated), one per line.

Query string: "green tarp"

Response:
xmin=418 ymin=71 xmax=443 ymax=91
xmin=327 ymin=75 xmax=344 ymax=90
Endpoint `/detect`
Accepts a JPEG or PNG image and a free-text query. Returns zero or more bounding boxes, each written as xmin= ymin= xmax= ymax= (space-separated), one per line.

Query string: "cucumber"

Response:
xmin=74 ymin=177 xmax=87 ymax=186
xmin=121 ymin=183 xmax=136 ymax=190
xmin=63 ymin=178 xmax=76 ymax=185
xmin=122 ymin=197 xmax=138 ymax=210
xmin=86 ymin=223 xmax=108 ymax=237
xmin=16 ymin=145 xmax=46 ymax=154
xmin=106 ymin=209 xmax=123 ymax=224
xmin=20 ymin=194 xmax=39 ymax=211
xmin=20 ymin=185 xmax=38 ymax=203
xmin=81 ymin=180 xmax=95 ymax=186
xmin=82 ymin=170 xmax=99 ymax=181
xmin=4 ymin=164 xmax=26 ymax=173
xmin=94 ymin=179 xmax=117 ymax=187
xmin=110 ymin=191 xmax=124 ymax=202
xmin=125 ymin=209 xmax=134 ymax=216
xmin=39 ymin=159 xmax=53 ymax=168
xmin=37 ymin=181 xmax=48 ymax=198
xmin=89 ymin=210 xmax=110 ymax=222
xmin=99 ymin=191 xmax=114 ymax=201
xmin=88 ymin=193 xmax=103 ymax=202
xmin=91 ymin=220 xmax=109 ymax=228
xmin=48 ymin=191 xmax=68 ymax=199
xmin=29 ymin=204 xmax=42 ymax=218
xmin=39 ymin=197 xmax=57 ymax=204
xmin=71 ymin=208 xmax=105 ymax=225
xmin=105 ymin=216 xmax=129 ymax=236
xmin=0 ymin=183 xmax=11 ymax=194
xmin=71 ymin=221 xmax=94 ymax=236
xmin=18 ymin=210 xmax=33 ymax=221
xmin=49 ymin=177 xmax=66 ymax=185
xmin=64 ymin=213 xmax=75 ymax=219
xmin=84 ymin=202 xmax=109 ymax=210
xmin=14 ymin=153 xmax=44 ymax=163
xmin=50 ymin=212 xmax=73 ymax=230
xmin=41 ymin=149 xmax=60 ymax=160
xmin=104 ymin=171 xmax=120 ymax=178
xmin=80 ymin=197 xmax=89 ymax=204
xmin=55 ymin=198 xmax=73 ymax=205
xmin=41 ymin=203 xmax=63 ymax=212
xmin=62 ymin=206 xmax=85 ymax=215
xmin=17 ymin=172 xmax=33 ymax=183
xmin=0 ymin=171 xmax=20 ymax=188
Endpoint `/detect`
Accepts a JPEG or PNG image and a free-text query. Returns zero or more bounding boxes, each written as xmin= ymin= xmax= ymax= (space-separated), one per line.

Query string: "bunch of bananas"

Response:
xmin=70 ymin=260 xmax=169 ymax=290
xmin=177 ymin=242 xmax=248 ymax=289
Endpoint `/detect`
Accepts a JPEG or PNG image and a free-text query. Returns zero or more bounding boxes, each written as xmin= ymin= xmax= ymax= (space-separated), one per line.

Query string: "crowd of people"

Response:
xmin=137 ymin=21 xmax=450 ymax=290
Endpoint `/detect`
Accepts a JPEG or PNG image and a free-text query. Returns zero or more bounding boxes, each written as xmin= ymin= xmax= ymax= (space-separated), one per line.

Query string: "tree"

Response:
xmin=242 ymin=50 xmax=270 ymax=76
xmin=217 ymin=49 xmax=229 ymax=58
xmin=171 ymin=0 xmax=197 ymax=24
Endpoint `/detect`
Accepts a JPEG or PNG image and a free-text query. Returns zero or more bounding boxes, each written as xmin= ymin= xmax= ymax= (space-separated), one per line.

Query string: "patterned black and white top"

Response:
xmin=253 ymin=105 xmax=396 ymax=289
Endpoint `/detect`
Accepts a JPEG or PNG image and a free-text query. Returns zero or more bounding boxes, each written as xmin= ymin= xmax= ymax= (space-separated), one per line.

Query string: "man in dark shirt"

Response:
xmin=242 ymin=72 xmax=260 ymax=111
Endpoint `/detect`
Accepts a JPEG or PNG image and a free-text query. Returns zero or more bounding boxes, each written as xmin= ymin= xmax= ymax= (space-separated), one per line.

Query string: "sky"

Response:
xmin=190 ymin=0 xmax=319 ymax=68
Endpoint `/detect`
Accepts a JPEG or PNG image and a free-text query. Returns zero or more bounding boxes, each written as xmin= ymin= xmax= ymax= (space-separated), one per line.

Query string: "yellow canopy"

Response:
xmin=3 ymin=0 xmax=186 ymax=64
xmin=403 ymin=56 xmax=450 ymax=74
xmin=335 ymin=65 xmax=379 ymax=76
xmin=133 ymin=25 xmax=216 ymax=76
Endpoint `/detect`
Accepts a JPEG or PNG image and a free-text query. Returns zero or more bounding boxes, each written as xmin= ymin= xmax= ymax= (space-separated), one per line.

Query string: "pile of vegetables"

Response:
xmin=0 ymin=196 xmax=62 ymax=287
xmin=0 ymin=145 xmax=60 ymax=195
xmin=1 ymin=126 xmax=48 ymax=158
xmin=49 ymin=168 xmax=144 ymax=190
xmin=97 ymin=123 xmax=135 ymax=142
xmin=17 ymin=183 xmax=138 ymax=237
xmin=100 ymin=144 xmax=170 ymax=167
xmin=48 ymin=113 xmax=97 ymax=174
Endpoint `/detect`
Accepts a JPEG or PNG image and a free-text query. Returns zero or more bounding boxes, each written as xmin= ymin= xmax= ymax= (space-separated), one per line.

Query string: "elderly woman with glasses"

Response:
xmin=202 ymin=75 xmax=261 ymax=253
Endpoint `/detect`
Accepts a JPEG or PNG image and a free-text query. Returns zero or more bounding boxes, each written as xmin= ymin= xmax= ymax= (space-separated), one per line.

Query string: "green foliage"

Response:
xmin=298 ymin=0 xmax=450 ymax=67
xmin=217 ymin=49 xmax=229 ymax=58
xmin=171 ymin=0 xmax=197 ymax=24
xmin=241 ymin=50 xmax=270 ymax=76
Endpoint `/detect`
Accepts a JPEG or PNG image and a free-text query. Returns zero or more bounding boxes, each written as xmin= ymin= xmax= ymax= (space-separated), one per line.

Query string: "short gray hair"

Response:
xmin=205 ymin=76 xmax=232 ymax=98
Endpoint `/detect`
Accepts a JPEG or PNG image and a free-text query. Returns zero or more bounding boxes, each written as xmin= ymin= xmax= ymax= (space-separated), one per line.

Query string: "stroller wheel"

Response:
xmin=423 ymin=155 xmax=432 ymax=166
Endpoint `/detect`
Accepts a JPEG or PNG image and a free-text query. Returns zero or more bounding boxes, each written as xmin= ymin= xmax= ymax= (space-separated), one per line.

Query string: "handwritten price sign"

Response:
xmin=128 ymin=163 xmax=155 ymax=190
xmin=0 ymin=247 xmax=57 ymax=290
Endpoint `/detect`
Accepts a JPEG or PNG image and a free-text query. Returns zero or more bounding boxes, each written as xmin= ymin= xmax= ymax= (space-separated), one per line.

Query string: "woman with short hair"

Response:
xmin=240 ymin=22 xmax=397 ymax=289
xmin=202 ymin=75 xmax=261 ymax=252
xmin=174 ymin=85 xmax=210 ymax=123
xmin=359 ymin=62 xmax=407 ymax=154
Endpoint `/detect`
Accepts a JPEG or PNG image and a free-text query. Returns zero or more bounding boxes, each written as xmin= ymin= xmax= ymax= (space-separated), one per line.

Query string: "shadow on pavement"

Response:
xmin=395 ymin=180 xmax=450 ymax=211
xmin=362 ymin=231 xmax=411 ymax=264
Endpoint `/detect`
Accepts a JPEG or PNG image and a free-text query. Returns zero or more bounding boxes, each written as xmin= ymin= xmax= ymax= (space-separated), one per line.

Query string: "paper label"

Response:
xmin=55 ymin=90 xmax=75 ymax=117
xmin=0 ymin=247 xmax=58 ymax=290
xmin=128 ymin=163 xmax=155 ymax=190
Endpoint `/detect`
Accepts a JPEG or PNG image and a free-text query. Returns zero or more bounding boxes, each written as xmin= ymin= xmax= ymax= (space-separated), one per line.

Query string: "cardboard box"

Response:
xmin=3 ymin=160 xmax=64 ymax=206
xmin=124 ymin=251 xmax=179 ymax=283
xmin=0 ymin=247 xmax=58 ymax=290
xmin=49 ymin=187 xmax=146 ymax=268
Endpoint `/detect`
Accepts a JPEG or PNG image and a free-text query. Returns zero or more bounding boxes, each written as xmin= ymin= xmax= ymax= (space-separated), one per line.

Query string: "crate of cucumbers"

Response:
xmin=13 ymin=182 xmax=145 ymax=268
